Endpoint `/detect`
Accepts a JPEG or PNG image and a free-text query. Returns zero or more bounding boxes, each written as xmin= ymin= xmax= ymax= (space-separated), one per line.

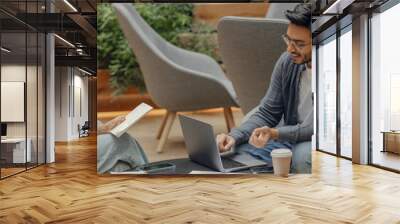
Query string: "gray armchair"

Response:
xmin=112 ymin=4 xmax=238 ymax=153
xmin=217 ymin=17 xmax=288 ymax=115
xmin=266 ymin=3 xmax=297 ymax=20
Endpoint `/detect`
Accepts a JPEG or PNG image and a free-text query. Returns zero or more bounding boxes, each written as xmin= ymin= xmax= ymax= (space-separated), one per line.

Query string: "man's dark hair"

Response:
xmin=284 ymin=3 xmax=312 ymax=29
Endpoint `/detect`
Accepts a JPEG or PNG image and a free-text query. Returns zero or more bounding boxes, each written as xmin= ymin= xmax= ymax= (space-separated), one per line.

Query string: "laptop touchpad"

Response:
xmin=231 ymin=153 xmax=267 ymax=166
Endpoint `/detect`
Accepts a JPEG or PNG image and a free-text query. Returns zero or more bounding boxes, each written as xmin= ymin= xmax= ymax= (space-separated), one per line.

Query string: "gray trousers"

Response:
xmin=97 ymin=133 xmax=148 ymax=174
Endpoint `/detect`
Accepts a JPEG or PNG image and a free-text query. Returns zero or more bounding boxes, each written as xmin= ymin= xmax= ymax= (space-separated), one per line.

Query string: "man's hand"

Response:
xmin=249 ymin=127 xmax=278 ymax=148
xmin=216 ymin=133 xmax=236 ymax=152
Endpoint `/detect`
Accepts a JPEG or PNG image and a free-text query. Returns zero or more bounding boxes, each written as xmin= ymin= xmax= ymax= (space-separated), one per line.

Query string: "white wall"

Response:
xmin=1 ymin=65 xmax=26 ymax=138
xmin=54 ymin=67 xmax=69 ymax=141
xmin=72 ymin=73 xmax=89 ymax=138
xmin=1 ymin=65 xmax=42 ymax=138
xmin=1 ymin=63 xmax=47 ymax=164
xmin=54 ymin=67 xmax=89 ymax=141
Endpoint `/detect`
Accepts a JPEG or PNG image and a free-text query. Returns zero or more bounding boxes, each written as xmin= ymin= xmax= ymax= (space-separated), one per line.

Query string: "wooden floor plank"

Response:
xmin=0 ymin=135 xmax=399 ymax=223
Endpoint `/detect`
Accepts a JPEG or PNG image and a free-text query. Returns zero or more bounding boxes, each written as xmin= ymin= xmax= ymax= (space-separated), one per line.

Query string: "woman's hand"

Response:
xmin=98 ymin=116 xmax=126 ymax=134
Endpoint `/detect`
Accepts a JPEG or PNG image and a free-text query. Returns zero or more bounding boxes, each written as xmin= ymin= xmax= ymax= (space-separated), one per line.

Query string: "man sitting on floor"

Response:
xmin=216 ymin=3 xmax=313 ymax=173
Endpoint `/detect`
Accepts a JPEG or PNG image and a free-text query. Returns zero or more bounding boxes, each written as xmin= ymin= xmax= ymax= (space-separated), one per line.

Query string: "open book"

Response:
xmin=110 ymin=103 xmax=153 ymax=138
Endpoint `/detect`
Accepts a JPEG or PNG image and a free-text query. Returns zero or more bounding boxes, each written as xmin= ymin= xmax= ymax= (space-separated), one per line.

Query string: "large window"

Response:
xmin=339 ymin=27 xmax=352 ymax=158
xmin=316 ymin=26 xmax=353 ymax=159
xmin=317 ymin=36 xmax=337 ymax=154
xmin=370 ymin=2 xmax=400 ymax=171
xmin=315 ymin=0 xmax=399 ymax=171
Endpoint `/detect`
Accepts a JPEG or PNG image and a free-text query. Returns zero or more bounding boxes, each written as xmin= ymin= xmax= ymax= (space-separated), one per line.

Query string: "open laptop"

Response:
xmin=178 ymin=115 xmax=268 ymax=173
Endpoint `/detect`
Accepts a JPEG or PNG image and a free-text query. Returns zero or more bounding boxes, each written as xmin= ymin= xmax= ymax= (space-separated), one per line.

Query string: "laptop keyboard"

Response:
xmin=221 ymin=158 xmax=246 ymax=169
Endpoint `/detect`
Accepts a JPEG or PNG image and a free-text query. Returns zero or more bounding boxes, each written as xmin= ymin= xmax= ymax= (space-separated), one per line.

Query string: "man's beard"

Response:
xmin=301 ymin=53 xmax=312 ymax=65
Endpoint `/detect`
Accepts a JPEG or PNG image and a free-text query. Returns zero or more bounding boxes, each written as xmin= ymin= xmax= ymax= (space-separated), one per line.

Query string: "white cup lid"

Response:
xmin=271 ymin=148 xmax=292 ymax=158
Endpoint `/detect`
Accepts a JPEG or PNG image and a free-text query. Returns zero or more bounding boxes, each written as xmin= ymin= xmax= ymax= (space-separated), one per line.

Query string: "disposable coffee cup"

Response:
xmin=271 ymin=148 xmax=292 ymax=177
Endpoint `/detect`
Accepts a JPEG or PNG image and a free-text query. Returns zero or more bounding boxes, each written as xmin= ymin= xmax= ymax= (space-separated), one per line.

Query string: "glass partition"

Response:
xmin=0 ymin=1 xmax=46 ymax=179
xmin=1 ymin=31 xmax=28 ymax=177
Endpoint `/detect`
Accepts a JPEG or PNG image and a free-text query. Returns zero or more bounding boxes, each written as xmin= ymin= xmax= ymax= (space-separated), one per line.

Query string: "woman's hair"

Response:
xmin=284 ymin=3 xmax=312 ymax=29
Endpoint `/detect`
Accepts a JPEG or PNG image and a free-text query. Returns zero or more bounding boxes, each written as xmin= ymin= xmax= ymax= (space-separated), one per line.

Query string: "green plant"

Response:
xmin=97 ymin=3 xmax=219 ymax=95
xmin=97 ymin=4 xmax=122 ymax=69
xmin=178 ymin=21 xmax=220 ymax=63
xmin=97 ymin=3 xmax=144 ymax=94
xmin=135 ymin=4 xmax=194 ymax=45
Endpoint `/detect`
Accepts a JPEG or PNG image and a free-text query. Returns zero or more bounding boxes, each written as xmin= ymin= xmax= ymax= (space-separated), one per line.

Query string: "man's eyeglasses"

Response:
xmin=282 ymin=34 xmax=310 ymax=51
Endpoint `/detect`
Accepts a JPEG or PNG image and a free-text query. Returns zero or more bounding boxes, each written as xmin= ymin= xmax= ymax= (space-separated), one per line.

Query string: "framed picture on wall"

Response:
xmin=1 ymin=81 xmax=25 ymax=122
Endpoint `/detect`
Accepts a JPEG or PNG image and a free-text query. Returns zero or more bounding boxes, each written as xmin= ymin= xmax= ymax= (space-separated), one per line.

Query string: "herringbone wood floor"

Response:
xmin=1 ymin=136 xmax=400 ymax=224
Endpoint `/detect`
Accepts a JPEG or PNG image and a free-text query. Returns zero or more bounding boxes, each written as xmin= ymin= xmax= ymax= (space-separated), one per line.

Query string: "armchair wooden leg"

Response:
xmin=156 ymin=111 xmax=176 ymax=153
xmin=156 ymin=111 xmax=169 ymax=140
xmin=223 ymin=107 xmax=235 ymax=132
